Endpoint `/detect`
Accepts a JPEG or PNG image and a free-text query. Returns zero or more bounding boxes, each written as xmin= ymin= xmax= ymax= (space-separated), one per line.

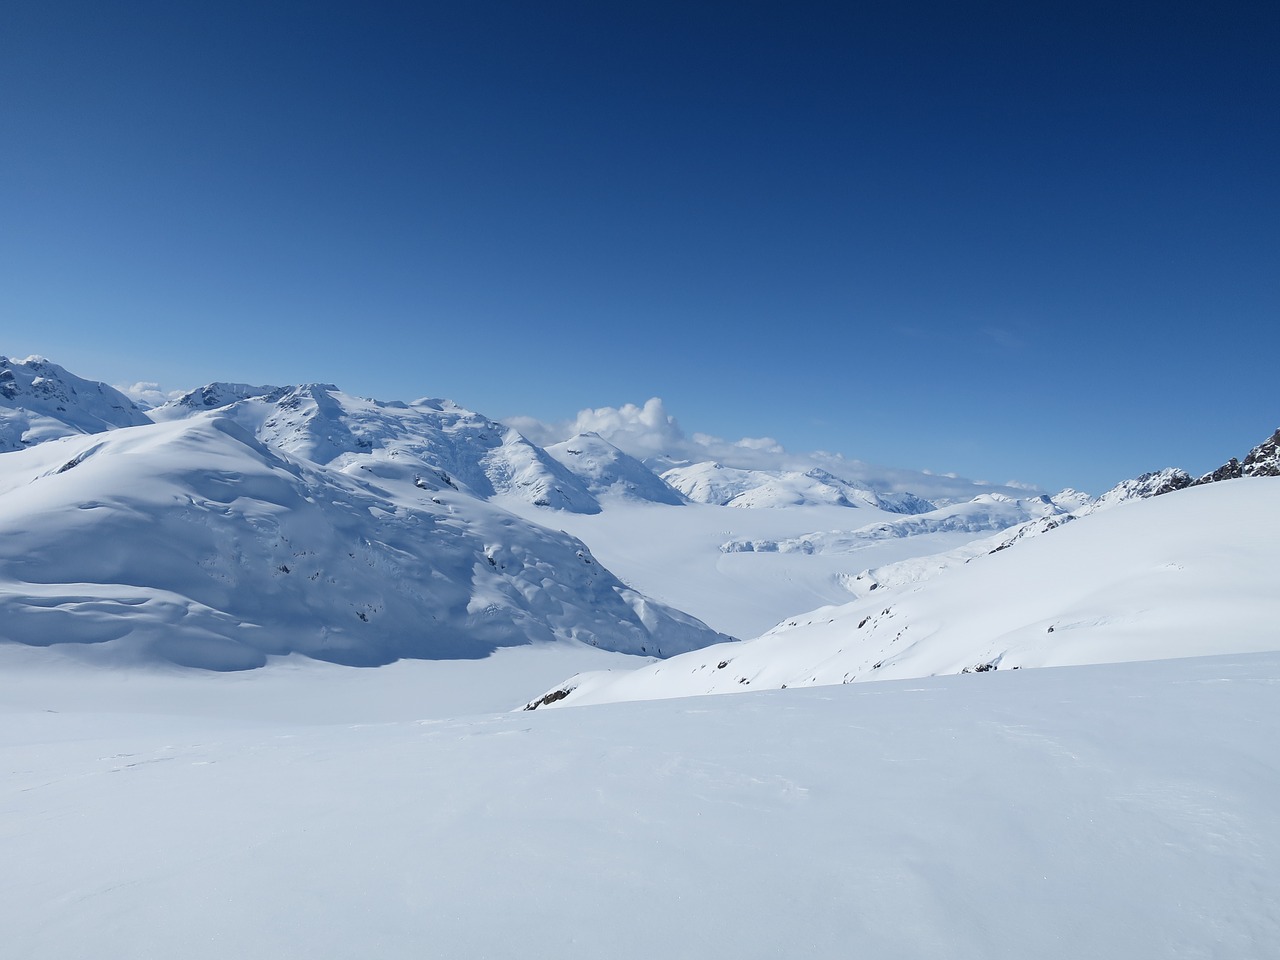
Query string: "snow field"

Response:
xmin=3 ymin=650 xmax=1278 ymax=959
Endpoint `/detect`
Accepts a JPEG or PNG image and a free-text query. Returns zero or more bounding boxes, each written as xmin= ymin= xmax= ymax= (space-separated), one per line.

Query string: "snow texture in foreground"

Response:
xmin=3 ymin=649 xmax=1277 ymax=959
xmin=538 ymin=478 xmax=1280 ymax=707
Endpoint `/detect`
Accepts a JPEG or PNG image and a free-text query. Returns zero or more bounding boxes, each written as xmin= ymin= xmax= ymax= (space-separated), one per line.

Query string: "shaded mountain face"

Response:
xmin=0 ymin=355 xmax=150 ymax=451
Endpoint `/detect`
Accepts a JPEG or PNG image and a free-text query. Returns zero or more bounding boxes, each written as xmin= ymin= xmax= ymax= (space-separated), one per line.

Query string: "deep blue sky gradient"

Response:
xmin=3 ymin=1 xmax=1277 ymax=492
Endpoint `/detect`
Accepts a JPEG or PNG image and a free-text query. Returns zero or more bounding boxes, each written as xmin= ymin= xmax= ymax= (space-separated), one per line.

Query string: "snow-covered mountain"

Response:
xmin=661 ymin=462 xmax=935 ymax=512
xmin=529 ymin=473 xmax=1280 ymax=707
xmin=1191 ymin=426 xmax=1280 ymax=483
xmin=3 ymin=359 xmax=1081 ymax=651
xmin=0 ymin=376 xmax=732 ymax=668
xmin=544 ymin=432 xmax=685 ymax=504
xmin=10 ymin=357 xmax=1270 ymax=676
xmin=1091 ymin=467 xmax=1193 ymax=508
xmin=156 ymin=382 xmax=607 ymax=514
xmin=1085 ymin=427 xmax=1280 ymax=509
xmin=0 ymin=355 xmax=151 ymax=451
xmin=721 ymin=492 xmax=1066 ymax=555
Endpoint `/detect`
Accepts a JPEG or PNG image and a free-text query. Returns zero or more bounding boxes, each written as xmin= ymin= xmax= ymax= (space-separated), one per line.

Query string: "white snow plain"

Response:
xmin=3 ymin=644 xmax=1277 ymax=959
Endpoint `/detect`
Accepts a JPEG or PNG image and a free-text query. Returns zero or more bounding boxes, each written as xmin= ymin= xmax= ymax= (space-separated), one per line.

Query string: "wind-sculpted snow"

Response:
xmin=0 ymin=417 xmax=726 ymax=669
xmin=0 ymin=355 xmax=151 ymax=451
xmin=532 ymin=478 xmax=1280 ymax=706
xmin=722 ymin=493 xmax=1065 ymax=554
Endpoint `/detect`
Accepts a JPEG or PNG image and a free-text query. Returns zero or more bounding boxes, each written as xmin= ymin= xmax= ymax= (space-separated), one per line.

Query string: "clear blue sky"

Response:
xmin=3 ymin=1 xmax=1276 ymax=493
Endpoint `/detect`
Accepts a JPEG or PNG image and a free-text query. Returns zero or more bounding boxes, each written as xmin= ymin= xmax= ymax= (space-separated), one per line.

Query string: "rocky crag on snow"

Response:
xmin=1111 ymin=427 xmax=1280 ymax=497
xmin=1189 ymin=427 xmax=1280 ymax=484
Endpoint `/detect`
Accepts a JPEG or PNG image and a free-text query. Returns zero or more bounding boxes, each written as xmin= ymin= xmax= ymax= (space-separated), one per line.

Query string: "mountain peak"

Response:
xmin=0 ymin=355 xmax=151 ymax=451
xmin=545 ymin=432 xmax=684 ymax=505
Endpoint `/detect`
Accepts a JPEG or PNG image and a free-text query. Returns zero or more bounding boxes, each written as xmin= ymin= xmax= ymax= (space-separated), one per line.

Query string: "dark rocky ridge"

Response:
xmin=1240 ymin=428 xmax=1280 ymax=478
xmin=1187 ymin=427 xmax=1280 ymax=488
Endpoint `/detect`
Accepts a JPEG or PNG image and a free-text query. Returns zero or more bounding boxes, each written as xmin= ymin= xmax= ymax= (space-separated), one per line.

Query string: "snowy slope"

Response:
xmin=0 ymin=416 xmax=726 ymax=668
xmin=838 ymin=512 xmax=1080 ymax=600
xmin=0 ymin=355 xmax=150 ymax=451
xmin=4 ymin=647 xmax=1278 ymax=960
xmin=535 ymin=478 xmax=1280 ymax=706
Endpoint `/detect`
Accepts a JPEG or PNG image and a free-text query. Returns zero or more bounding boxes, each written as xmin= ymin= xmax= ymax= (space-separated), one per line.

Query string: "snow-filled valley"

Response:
xmin=3 ymin=353 xmax=1279 ymax=958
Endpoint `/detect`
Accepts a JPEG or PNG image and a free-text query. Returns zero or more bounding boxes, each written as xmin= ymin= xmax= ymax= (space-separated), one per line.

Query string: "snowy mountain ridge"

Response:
xmin=721 ymin=492 xmax=1066 ymax=555
xmin=0 ymin=370 xmax=736 ymax=668
xmin=661 ymin=461 xmax=937 ymax=512
xmin=6 ymin=356 xmax=1275 ymax=675
xmin=0 ymin=355 xmax=151 ymax=451
xmin=545 ymin=432 xmax=685 ymax=505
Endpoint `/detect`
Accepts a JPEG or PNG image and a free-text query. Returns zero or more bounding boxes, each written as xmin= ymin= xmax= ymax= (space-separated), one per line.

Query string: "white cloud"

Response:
xmin=506 ymin=398 xmax=789 ymax=469
xmin=116 ymin=381 xmax=183 ymax=409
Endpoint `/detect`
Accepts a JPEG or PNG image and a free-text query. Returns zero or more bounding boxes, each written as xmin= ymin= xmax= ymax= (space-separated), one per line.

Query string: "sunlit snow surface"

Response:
xmin=3 ymin=646 xmax=1277 ymax=959
xmin=0 ymin=415 xmax=724 ymax=666
xmin=541 ymin=478 xmax=1280 ymax=706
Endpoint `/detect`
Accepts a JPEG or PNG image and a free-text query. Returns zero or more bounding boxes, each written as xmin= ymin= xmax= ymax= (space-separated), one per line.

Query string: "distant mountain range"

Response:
xmin=0 ymin=356 xmax=725 ymax=668
xmin=528 ymin=426 xmax=1280 ymax=707
xmin=2 ymin=353 xmax=1275 ymax=676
